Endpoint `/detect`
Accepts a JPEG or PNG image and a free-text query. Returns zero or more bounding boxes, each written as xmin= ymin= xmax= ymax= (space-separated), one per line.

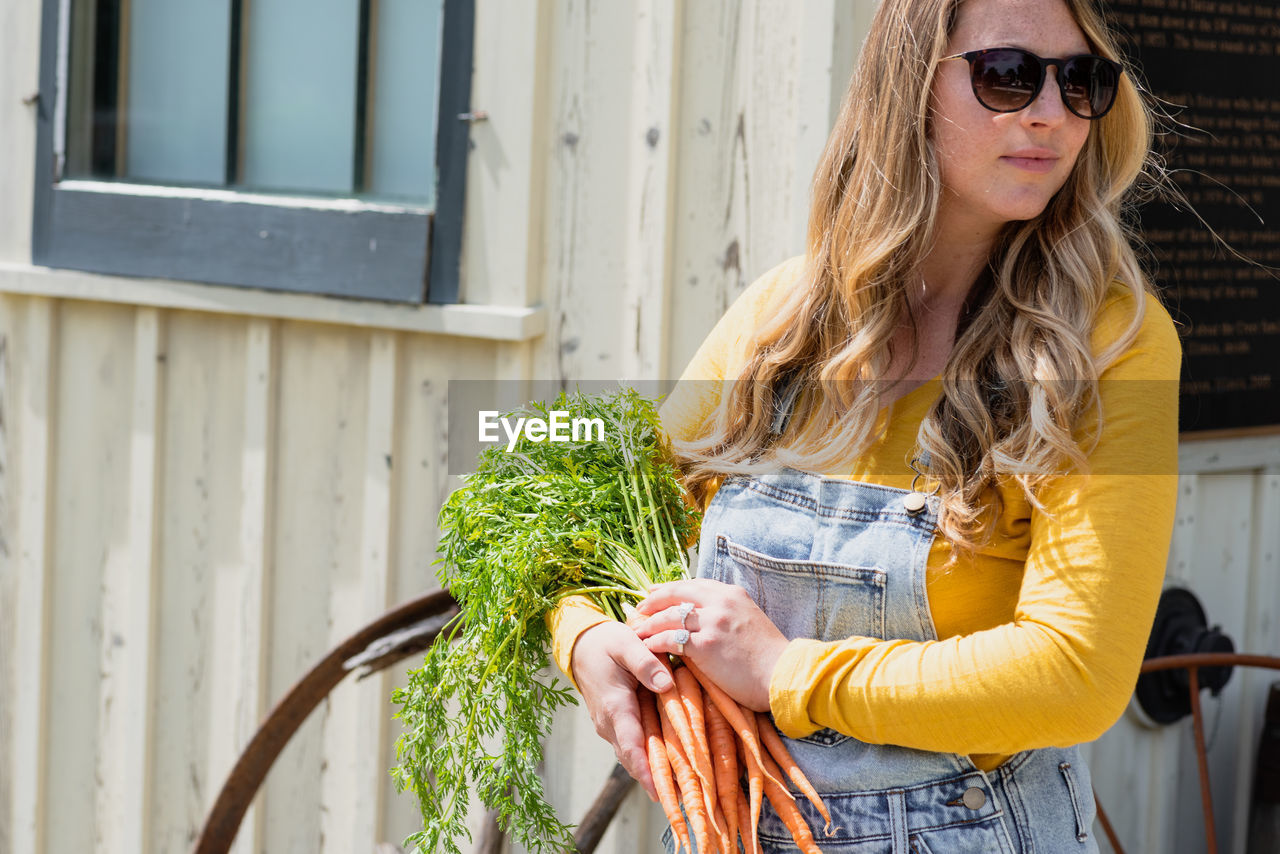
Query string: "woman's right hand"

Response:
xmin=570 ymin=620 xmax=676 ymax=803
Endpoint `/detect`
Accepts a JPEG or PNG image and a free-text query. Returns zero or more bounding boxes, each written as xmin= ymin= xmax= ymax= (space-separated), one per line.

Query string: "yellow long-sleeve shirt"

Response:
xmin=550 ymin=254 xmax=1181 ymax=772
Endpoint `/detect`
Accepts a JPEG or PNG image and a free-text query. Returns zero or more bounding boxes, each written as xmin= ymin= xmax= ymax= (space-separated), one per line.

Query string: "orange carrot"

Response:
xmin=756 ymin=712 xmax=834 ymax=835
xmin=710 ymin=798 xmax=732 ymax=854
xmin=673 ymin=667 xmax=728 ymax=848
xmin=736 ymin=732 xmax=763 ymax=854
xmin=736 ymin=787 xmax=759 ymax=854
xmin=659 ymin=694 xmax=713 ymax=854
xmin=659 ymin=678 xmax=723 ymax=843
xmin=759 ymin=746 xmax=821 ymax=854
xmin=704 ymin=699 xmax=741 ymax=848
xmin=638 ymin=687 xmax=691 ymax=854
xmin=682 ymin=659 xmax=786 ymax=791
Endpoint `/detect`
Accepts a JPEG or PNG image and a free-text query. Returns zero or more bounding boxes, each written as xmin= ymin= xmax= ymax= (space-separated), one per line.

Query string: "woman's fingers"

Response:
xmin=635 ymin=579 xmax=722 ymax=614
xmin=574 ymin=621 xmax=674 ymax=693
xmin=638 ymin=582 xmax=788 ymax=712
xmin=614 ymin=629 xmax=677 ymax=694
xmin=569 ymin=620 xmax=673 ymax=803
xmin=630 ymin=601 xmax=701 ymax=639
xmin=632 ymin=579 xmax=727 ymax=642
xmin=603 ymin=691 xmax=659 ymax=802
xmin=642 ymin=628 xmax=698 ymax=658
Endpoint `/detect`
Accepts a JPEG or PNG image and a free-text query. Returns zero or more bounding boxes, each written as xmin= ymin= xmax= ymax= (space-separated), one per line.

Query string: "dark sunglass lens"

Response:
xmin=971 ymin=49 xmax=1039 ymax=111
xmin=1062 ymin=56 xmax=1118 ymax=117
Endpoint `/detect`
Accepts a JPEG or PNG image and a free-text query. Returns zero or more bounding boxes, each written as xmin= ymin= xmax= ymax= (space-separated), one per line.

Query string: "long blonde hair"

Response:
xmin=674 ymin=0 xmax=1158 ymax=548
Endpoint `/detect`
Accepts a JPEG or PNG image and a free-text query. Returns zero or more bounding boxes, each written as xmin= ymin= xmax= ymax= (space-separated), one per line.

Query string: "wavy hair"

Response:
xmin=674 ymin=0 xmax=1158 ymax=549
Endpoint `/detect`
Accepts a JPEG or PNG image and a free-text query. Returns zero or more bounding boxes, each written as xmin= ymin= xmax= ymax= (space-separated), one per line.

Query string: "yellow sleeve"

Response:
xmin=547 ymin=596 xmax=611 ymax=691
xmin=769 ymin=290 xmax=1183 ymax=754
xmin=546 ymin=254 xmax=808 ymax=685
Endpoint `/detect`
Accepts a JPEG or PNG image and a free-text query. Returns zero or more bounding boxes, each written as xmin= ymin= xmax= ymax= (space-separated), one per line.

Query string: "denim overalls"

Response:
xmin=662 ymin=467 xmax=1100 ymax=853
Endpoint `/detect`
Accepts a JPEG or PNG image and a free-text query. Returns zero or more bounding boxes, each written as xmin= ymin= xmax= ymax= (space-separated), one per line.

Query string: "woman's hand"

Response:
xmin=630 ymin=579 xmax=788 ymax=713
xmin=569 ymin=620 xmax=676 ymax=803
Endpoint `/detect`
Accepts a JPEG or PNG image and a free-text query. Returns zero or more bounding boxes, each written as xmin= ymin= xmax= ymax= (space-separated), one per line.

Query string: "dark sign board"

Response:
xmin=1106 ymin=0 xmax=1280 ymax=433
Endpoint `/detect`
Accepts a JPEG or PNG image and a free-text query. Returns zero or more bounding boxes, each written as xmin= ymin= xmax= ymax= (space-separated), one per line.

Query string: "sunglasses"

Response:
xmin=941 ymin=47 xmax=1123 ymax=120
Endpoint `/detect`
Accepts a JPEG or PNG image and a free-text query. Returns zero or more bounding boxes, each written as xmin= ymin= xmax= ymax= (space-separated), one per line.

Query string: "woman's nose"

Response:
xmin=1022 ymin=69 xmax=1070 ymax=128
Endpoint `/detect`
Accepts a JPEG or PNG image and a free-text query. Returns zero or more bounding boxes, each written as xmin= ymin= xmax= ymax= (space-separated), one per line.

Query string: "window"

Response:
xmin=32 ymin=0 xmax=475 ymax=303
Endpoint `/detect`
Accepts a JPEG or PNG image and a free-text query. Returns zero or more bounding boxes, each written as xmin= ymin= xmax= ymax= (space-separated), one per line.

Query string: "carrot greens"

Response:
xmin=391 ymin=388 xmax=700 ymax=853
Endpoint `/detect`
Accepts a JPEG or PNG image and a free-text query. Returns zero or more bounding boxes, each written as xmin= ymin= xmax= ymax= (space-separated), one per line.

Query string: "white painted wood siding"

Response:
xmin=2 ymin=2 xmax=1279 ymax=854
xmin=1085 ymin=436 xmax=1280 ymax=854
xmin=0 ymin=1 xmax=858 ymax=851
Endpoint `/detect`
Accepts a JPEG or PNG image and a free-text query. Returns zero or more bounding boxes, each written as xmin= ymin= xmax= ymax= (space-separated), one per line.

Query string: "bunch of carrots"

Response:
xmin=641 ymin=658 xmax=834 ymax=854
xmin=392 ymin=389 xmax=835 ymax=853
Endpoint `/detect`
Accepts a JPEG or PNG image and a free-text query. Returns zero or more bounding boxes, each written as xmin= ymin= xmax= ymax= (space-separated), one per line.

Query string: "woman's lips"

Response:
xmin=1001 ymin=151 xmax=1059 ymax=173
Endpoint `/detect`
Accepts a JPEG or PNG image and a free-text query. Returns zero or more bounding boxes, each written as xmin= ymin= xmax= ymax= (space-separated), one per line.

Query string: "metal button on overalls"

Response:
xmin=962 ymin=787 xmax=987 ymax=810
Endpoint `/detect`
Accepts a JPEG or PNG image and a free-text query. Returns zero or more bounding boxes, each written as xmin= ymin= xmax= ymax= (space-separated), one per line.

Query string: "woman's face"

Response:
xmin=929 ymin=0 xmax=1093 ymax=238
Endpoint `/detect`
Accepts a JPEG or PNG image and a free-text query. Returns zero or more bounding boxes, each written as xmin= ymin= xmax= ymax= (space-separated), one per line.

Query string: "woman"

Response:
xmin=551 ymin=0 xmax=1180 ymax=850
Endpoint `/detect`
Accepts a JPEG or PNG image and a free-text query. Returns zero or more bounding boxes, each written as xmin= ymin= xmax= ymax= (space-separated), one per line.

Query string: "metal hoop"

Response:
xmin=908 ymin=456 xmax=940 ymax=496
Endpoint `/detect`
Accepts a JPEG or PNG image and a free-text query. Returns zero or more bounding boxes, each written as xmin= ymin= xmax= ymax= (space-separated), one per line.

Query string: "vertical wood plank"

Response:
xmin=319 ymin=329 xmax=398 ymax=851
xmin=1228 ymin=466 xmax=1280 ymax=853
xmin=620 ymin=0 xmax=680 ymax=382
xmin=1144 ymin=472 xmax=1198 ymax=854
xmin=1166 ymin=473 xmax=1199 ymax=587
xmin=362 ymin=330 xmax=400 ymax=848
xmin=540 ymin=0 xmax=635 ymax=384
xmin=738 ymin=0 xmax=803 ymax=268
xmin=462 ymin=0 xmax=550 ymax=308
xmin=147 ymin=311 xmax=260 ymax=853
xmin=214 ymin=317 xmax=275 ymax=854
xmin=0 ymin=0 xmax=42 ymax=262
xmin=1143 ymin=722 xmax=1180 ymax=854
xmin=666 ymin=0 xmax=740 ymax=373
xmin=1173 ymin=474 xmax=1253 ymax=854
xmin=838 ymin=1 xmax=873 ymax=119
xmin=95 ymin=306 xmax=164 ymax=854
xmin=11 ymin=297 xmax=56 ymax=854
xmin=0 ymin=298 xmax=9 ymax=847
xmin=790 ymin=0 xmax=834 ymax=252
xmin=262 ymin=322 xmax=367 ymax=854
xmin=46 ymin=301 xmax=134 ymax=854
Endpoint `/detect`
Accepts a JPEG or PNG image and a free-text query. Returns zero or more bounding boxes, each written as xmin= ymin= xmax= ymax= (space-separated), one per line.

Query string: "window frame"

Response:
xmin=31 ymin=0 xmax=474 ymax=304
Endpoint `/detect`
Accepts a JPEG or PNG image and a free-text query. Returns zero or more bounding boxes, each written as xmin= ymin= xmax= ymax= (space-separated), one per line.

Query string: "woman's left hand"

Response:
xmin=630 ymin=579 xmax=788 ymax=712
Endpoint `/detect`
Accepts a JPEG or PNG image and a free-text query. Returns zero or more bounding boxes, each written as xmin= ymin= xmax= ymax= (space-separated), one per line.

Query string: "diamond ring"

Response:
xmin=677 ymin=601 xmax=695 ymax=630
xmin=673 ymin=628 xmax=691 ymax=653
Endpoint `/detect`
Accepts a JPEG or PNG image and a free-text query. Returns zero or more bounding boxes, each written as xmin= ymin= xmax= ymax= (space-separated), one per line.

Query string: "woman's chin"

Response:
xmin=992 ymin=198 xmax=1055 ymax=226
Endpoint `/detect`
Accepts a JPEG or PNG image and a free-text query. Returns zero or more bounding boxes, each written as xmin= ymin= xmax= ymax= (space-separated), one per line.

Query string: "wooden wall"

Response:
xmin=1085 ymin=436 xmax=1280 ymax=854
xmin=2 ymin=2 xmax=1277 ymax=854
xmin=1 ymin=1 xmax=865 ymax=852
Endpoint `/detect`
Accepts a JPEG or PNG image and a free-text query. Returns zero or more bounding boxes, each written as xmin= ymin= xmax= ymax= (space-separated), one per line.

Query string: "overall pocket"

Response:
xmin=710 ymin=534 xmax=888 ymax=643
xmin=710 ymin=534 xmax=888 ymax=749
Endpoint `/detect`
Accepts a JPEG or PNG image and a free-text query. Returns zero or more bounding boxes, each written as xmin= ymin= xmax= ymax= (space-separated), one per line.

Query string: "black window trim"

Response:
xmin=31 ymin=0 xmax=474 ymax=305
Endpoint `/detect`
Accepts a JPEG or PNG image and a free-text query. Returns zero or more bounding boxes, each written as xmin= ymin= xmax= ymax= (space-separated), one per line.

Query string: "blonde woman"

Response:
xmin=551 ymin=0 xmax=1180 ymax=850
